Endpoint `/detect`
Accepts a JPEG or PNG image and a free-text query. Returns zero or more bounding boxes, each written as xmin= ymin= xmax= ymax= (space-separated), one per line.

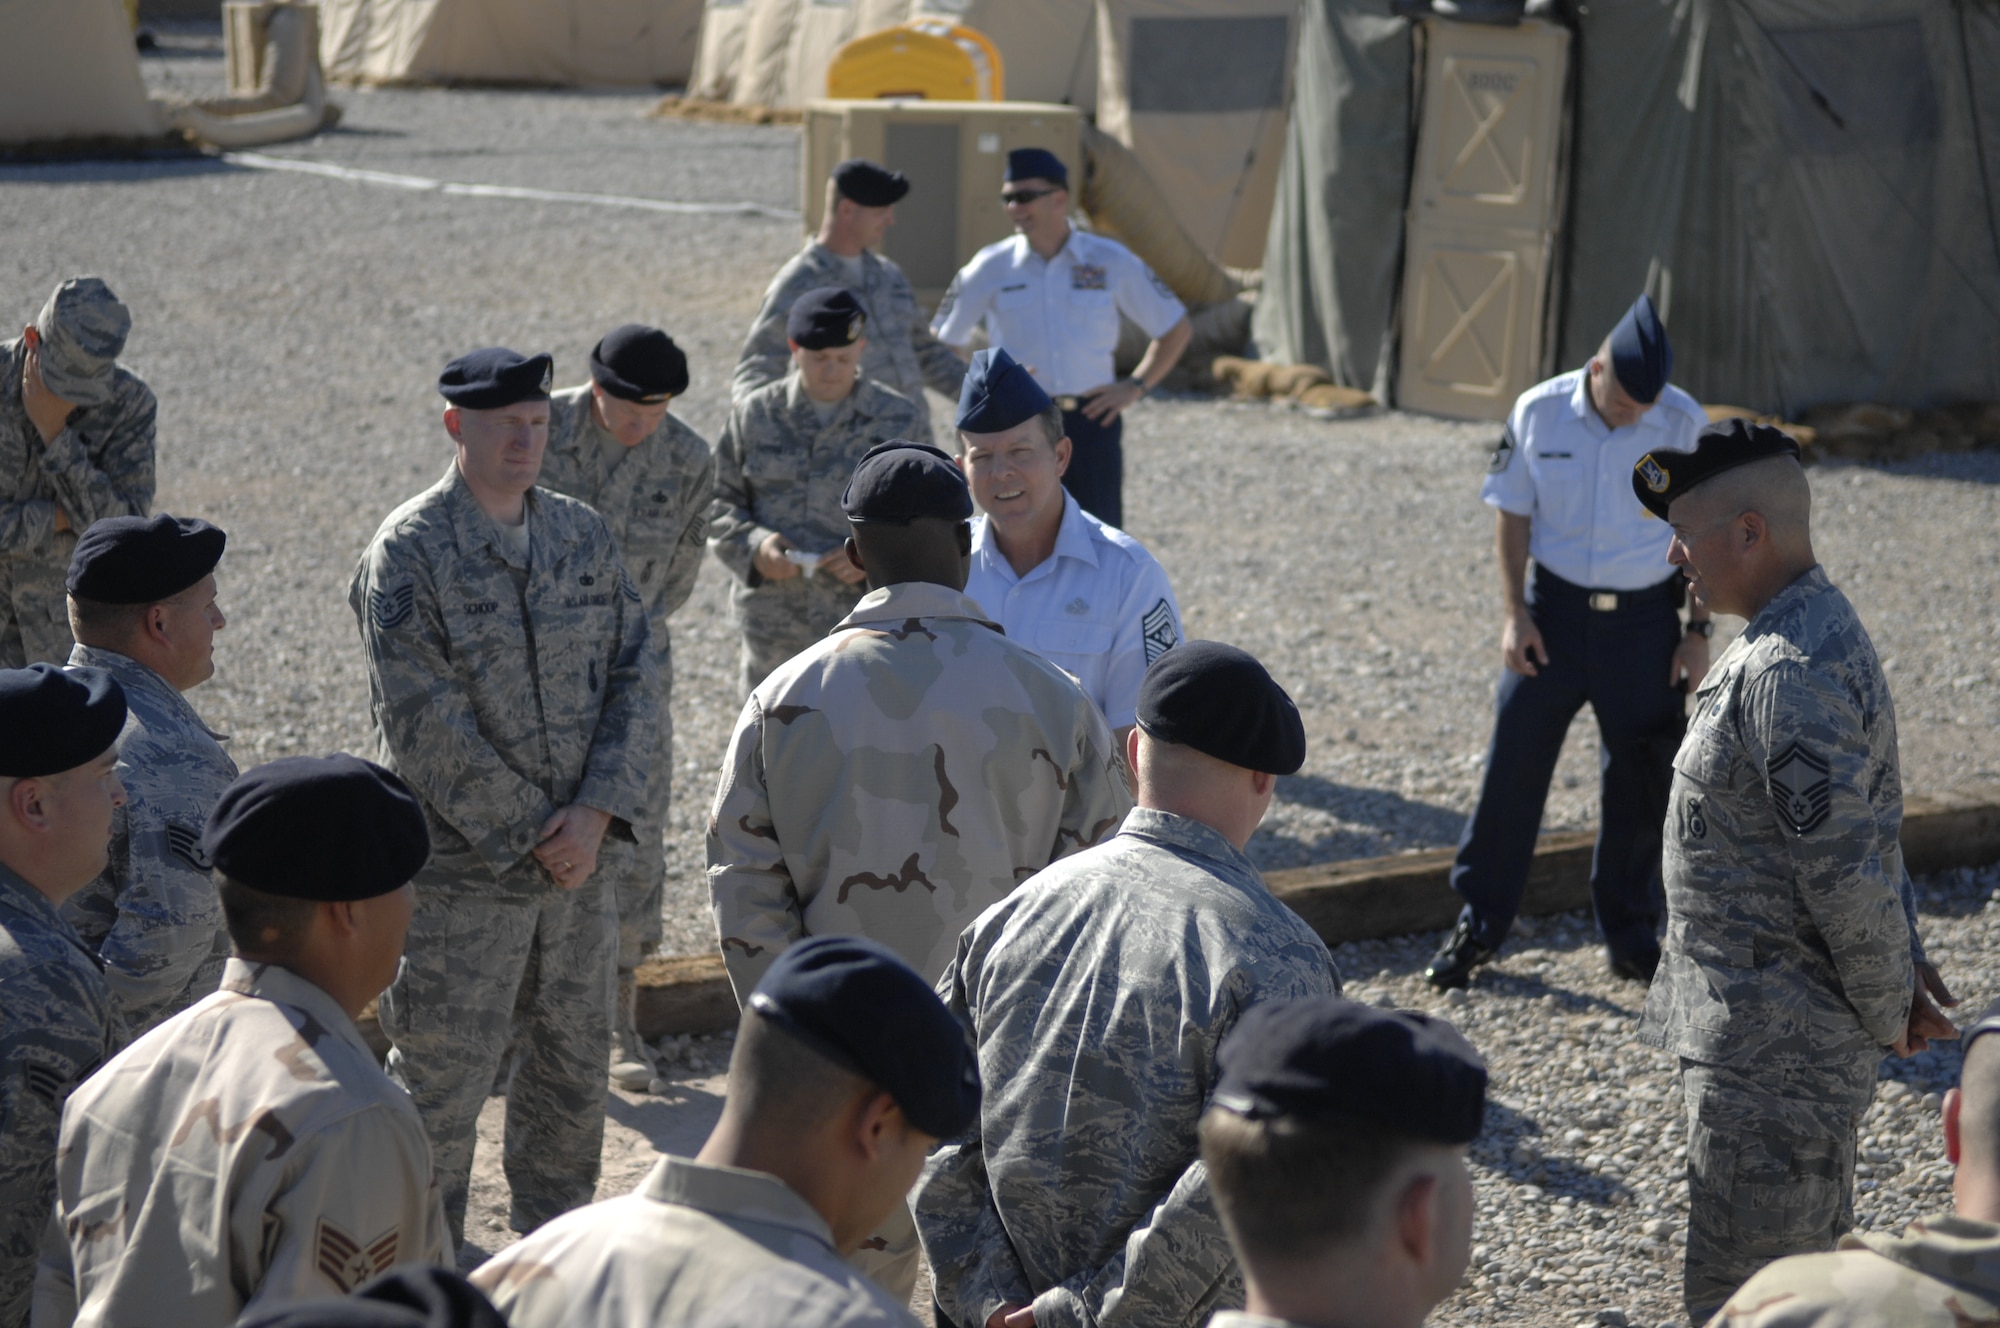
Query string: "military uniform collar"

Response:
xmin=1740 ymin=564 xmax=1832 ymax=639
xmin=838 ymin=581 xmax=999 ymax=631
xmin=66 ymin=643 xmax=228 ymax=743
xmin=1118 ymin=806 xmax=1261 ymax=881
xmin=1850 ymin=1213 xmax=2000 ymax=1290
xmin=0 ymin=858 xmax=72 ymax=936
xmin=439 ymin=462 xmax=575 ymax=566
xmin=805 ymin=240 xmax=878 ymax=278
xmin=782 ymin=374 xmax=867 ymax=433
xmin=970 ymin=489 xmax=1100 ymax=587
xmin=217 ymin=956 xmax=377 ymax=1062
xmin=641 ymin=1154 xmax=839 ymax=1252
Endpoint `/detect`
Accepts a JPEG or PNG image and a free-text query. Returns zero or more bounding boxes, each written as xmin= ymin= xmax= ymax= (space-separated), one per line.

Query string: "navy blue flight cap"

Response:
xmin=1606 ymin=293 xmax=1672 ymax=404
xmin=1137 ymin=641 xmax=1305 ymax=776
xmin=67 ymin=514 xmax=226 ymax=605
xmin=204 ymin=755 xmax=430 ymax=901
xmin=842 ymin=440 xmax=974 ymax=525
xmin=1213 ymin=997 xmax=1488 ymax=1145
xmin=787 ymin=287 xmax=868 ymax=350
xmin=439 ymin=347 xmax=553 ymax=410
xmin=956 ymin=347 xmax=1053 ymax=435
xmin=832 ymin=158 xmax=910 ymax=208
xmin=234 ymin=1267 xmax=507 ymax=1328
xmin=0 ymin=664 xmax=126 ymax=778
xmin=749 ymin=935 xmax=980 ymax=1139
xmin=1631 ymin=416 xmax=1802 ymax=520
xmin=1005 ymin=147 xmax=1068 ymax=188
xmin=589 ymin=324 xmax=689 ymax=404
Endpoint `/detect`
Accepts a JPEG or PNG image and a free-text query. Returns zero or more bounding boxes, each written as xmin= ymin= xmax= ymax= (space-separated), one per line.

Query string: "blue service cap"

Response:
xmin=203 ymin=755 xmax=430 ymax=901
xmin=748 ymin=935 xmax=980 ymax=1139
xmin=841 ymin=440 xmax=974 ymax=525
xmin=439 ymin=348 xmax=553 ymax=410
xmin=67 ymin=514 xmax=226 ymax=605
xmin=1607 ymin=293 xmax=1672 ymax=404
xmin=590 ymin=324 xmax=688 ymax=404
xmin=787 ymin=286 xmax=869 ymax=350
xmin=1137 ymin=640 xmax=1304 ymax=775
xmin=956 ymin=346 xmax=1053 ymax=435
xmin=233 ymin=1267 xmax=506 ymax=1328
xmin=0 ymin=664 xmax=126 ymax=778
xmin=1631 ymin=416 xmax=1802 ymax=520
xmin=1005 ymin=147 xmax=1068 ymax=187
xmin=1213 ymin=997 xmax=1488 ymax=1144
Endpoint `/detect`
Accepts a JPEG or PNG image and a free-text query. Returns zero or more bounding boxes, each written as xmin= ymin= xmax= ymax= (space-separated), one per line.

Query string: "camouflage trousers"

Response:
xmin=731 ymin=574 xmax=863 ymax=695
xmin=379 ymin=866 xmax=619 ymax=1246
xmin=615 ymin=685 xmax=674 ymax=970
xmin=1680 ymin=1054 xmax=1880 ymax=1324
xmin=0 ymin=549 xmax=77 ymax=668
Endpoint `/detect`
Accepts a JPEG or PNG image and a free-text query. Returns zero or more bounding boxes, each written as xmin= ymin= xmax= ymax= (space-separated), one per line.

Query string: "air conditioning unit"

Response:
xmin=803 ymin=98 xmax=1083 ymax=312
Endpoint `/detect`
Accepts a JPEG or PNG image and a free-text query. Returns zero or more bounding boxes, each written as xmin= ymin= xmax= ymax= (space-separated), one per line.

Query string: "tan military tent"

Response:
xmin=0 ymin=0 xmax=165 ymax=147
xmin=318 ymin=0 xmax=705 ymax=86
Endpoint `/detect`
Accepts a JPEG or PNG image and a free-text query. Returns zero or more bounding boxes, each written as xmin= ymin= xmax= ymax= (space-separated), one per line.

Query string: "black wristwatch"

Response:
xmin=1685 ymin=620 xmax=1714 ymax=639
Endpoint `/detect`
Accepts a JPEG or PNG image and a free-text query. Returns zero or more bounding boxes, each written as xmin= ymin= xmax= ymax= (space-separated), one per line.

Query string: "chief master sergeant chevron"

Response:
xmin=1631 ymin=418 xmax=1957 ymax=1323
xmin=348 ymin=347 xmax=658 ymax=1247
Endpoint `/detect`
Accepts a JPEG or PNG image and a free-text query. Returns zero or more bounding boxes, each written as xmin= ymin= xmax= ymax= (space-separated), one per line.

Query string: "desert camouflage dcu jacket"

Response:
xmin=1641 ymin=567 xmax=1924 ymax=1069
xmin=36 ymin=960 xmax=450 ymax=1326
xmin=0 ymin=864 xmax=116 ymax=1328
xmin=1705 ymin=1213 xmax=2000 ymax=1327
xmin=62 ymin=645 xmax=237 ymax=1034
xmin=706 ymin=581 xmax=1129 ymax=998
xmin=348 ymin=463 xmax=658 ymax=895
xmin=916 ymin=808 xmax=1344 ymax=1328
xmin=731 ymin=242 xmax=967 ymax=445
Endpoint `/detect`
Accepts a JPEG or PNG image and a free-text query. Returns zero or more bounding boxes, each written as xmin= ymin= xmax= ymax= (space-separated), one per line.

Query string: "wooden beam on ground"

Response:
xmin=357 ymin=787 xmax=2000 ymax=1047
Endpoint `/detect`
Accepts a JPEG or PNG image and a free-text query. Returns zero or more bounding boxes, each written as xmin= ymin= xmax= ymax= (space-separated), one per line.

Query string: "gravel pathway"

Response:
xmin=7 ymin=31 xmax=1997 ymax=1325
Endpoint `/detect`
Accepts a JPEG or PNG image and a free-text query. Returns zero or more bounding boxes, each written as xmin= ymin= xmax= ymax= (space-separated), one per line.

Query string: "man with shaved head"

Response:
xmin=1631 ymin=420 xmax=1955 ymax=1323
xmin=1707 ymin=997 xmax=2000 ymax=1324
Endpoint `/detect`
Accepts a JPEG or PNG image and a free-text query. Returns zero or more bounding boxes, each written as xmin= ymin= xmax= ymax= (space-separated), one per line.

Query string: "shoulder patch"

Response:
xmin=1767 ymin=741 xmax=1833 ymax=835
xmin=316 ymin=1220 xmax=400 ymax=1294
xmin=1145 ymin=264 xmax=1176 ymax=302
xmin=23 ymin=1061 xmax=68 ymax=1107
xmin=368 ymin=582 xmax=415 ymax=632
xmin=932 ymin=273 xmax=961 ymax=325
xmin=1488 ymin=424 xmax=1517 ymax=474
xmin=164 ymin=822 xmax=213 ymax=873
xmin=1142 ymin=599 xmax=1179 ymax=664
xmin=619 ymin=567 xmax=641 ymax=603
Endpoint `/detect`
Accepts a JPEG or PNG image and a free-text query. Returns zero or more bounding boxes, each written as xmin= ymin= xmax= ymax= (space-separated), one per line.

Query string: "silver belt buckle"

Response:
xmin=1588 ymin=592 xmax=1619 ymax=611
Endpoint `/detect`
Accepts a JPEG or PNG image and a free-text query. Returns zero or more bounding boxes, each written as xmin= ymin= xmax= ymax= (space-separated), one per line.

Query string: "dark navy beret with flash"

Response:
xmin=956 ymin=347 xmax=1053 ymax=435
xmin=787 ymin=287 xmax=868 ymax=350
xmin=1137 ymin=640 xmax=1305 ymax=775
xmin=841 ymin=441 xmax=974 ymax=525
xmin=204 ymin=755 xmax=430 ymax=901
xmin=590 ymin=324 xmax=689 ymax=404
xmin=833 ymin=158 xmax=910 ymax=208
xmin=1607 ymin=293 xmax=1672 ymax=404
xmin=749 ymin=935 xmax=980 ymax=1139
xmin=234 ymin=1267 xmax=507 ymax=1328
xmin=67 ymin=514 xmax=226 ymax=604
xmin=439 ymin=348 xmax=553 ymax=410
xmin=1213 ymin=997 xmax=1488 ymax=1145
xmin=1005 ymin=147 xmax=1068 ymax=187
xmin=0 ymin=664 xmax=126 ymax=778
xmin=1632 ymin=416 xmax=1802 ymax=520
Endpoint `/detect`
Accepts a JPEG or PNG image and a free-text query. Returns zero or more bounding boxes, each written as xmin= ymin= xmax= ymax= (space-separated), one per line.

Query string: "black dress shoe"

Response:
xmin=1608 ymin=945 xmax=1661 ymax=983
xmin=1425 ymin=918 xmax=1498 ymax=989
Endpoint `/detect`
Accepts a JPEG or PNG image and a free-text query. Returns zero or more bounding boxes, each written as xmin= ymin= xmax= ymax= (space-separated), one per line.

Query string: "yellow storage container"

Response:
xmin=825 ymin=20 xmax=1004 ymax=103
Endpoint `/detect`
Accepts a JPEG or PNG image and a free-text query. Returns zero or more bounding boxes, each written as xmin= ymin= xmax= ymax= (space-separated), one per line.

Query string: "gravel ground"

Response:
xmin=7 ymin=28 xmax=1997 ymax=1325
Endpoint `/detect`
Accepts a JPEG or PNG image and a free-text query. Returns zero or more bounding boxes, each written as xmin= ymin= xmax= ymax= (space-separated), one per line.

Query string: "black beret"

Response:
xmin=439 ymin=347 xmax=553 ymax=410
xmin=787 ymin=287 xmax=868 ymax=350
xmin=203 ymin=755 xmax=430 ymax=901
xmin=1632 ymin=416 xmax=1803 ymax=520
xmin=67 ymin=514 xmax=226 ymax=604
xmin=234 ymin=1267 xmax=507 ymax=1328
xmin=1213 ymin=997 xmax=1488 ymax=1145
xmin=749 ymin=935 xmax=980 ymax=1139
xmin=841 ymin=441 xmax=974 ymax=525
xmin=589 ymin=324 xmax=689 ymax=404
xmin=1137 ymin=641 xmax=1305 ymax=775
xmin=0 ymin=665 xmax=126 ymax=778
xmin=1607 ymin=293 xmax=1672 ymax=404
xmin=832 ymin=158 xmax=910 ymax=208
xmin=956 ymin=347 xmax=1053 ymax=435
xmin=1005 ymin=147 xmax=1068 ymax=187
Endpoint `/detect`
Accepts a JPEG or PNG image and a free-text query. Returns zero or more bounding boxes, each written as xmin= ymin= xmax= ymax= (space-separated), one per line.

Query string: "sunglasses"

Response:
xmin=1001 ymin=187 xmax=1058 ymax=206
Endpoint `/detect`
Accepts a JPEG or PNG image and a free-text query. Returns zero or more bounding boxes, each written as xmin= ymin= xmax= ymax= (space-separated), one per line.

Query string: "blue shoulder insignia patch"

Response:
xmin=1142 ymin=599 xmax=1179 ymax=664
xmin=369 ymin=582 xmax=415 ymax=632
